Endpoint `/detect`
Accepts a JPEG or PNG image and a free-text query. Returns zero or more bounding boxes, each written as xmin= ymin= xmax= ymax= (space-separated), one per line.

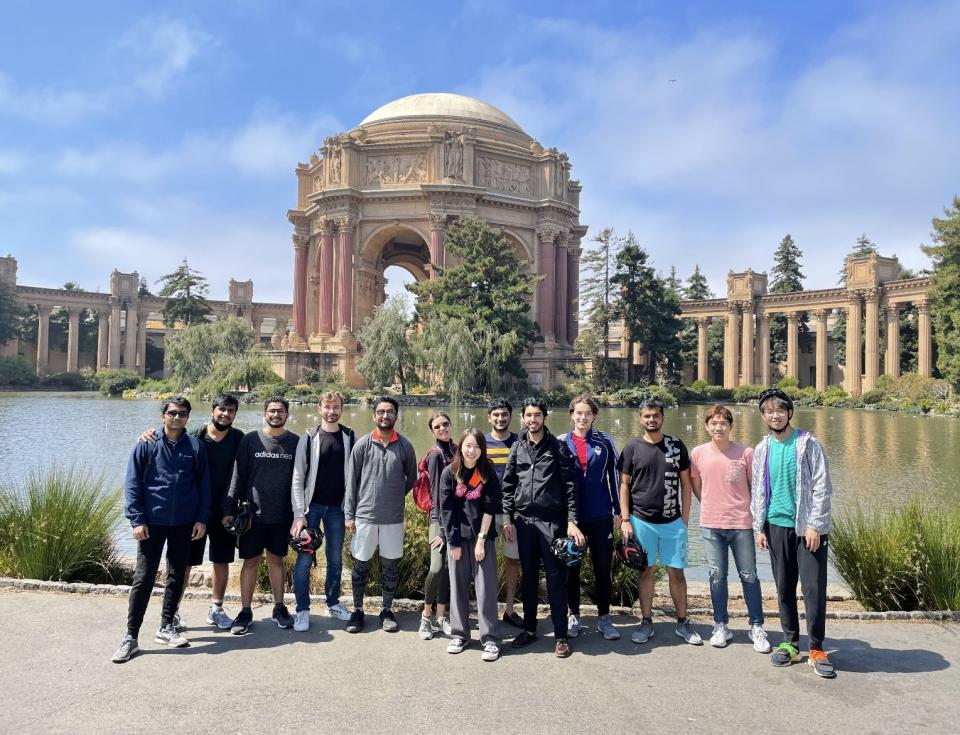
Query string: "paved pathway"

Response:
xmin=1 ymin=590 xmax=957 ymax=734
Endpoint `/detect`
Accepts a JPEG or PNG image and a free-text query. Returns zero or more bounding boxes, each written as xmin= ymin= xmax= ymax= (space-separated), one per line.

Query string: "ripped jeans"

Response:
xmin=701 ymin=527 xmax=764 ymax=625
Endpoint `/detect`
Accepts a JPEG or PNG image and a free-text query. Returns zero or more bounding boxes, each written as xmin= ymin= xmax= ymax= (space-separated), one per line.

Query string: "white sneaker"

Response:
xmin=710 ymin=622 xmax=733 ymax=648
xmin=206 ymin=605 xmax=233 ymax=630
xmin=294 ymin=610 xmax=310 ymax=632
xmin=446 ymin=637 xmax=467 ymax=654
xmin=749 ymin=624 xmax=772 ymax=653
xmin=436 ymin=616 xmax=452 ymax=636
xmin=481 ymin=642 xmax=501 ymax=661
xmin=567 ymin=614 xmax=581 ymax=638
xmin=418 ymin=615 xmax=435 ymax=641
xmin=326 ymin=603 xmax=351 ymax=621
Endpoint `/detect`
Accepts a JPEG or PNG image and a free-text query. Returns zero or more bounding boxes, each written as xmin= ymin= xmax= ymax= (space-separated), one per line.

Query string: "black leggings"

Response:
xmin=126 ymin=524 xmax=192 ymax=637
xmin=567 ymin=517 xmax=614 ymax=617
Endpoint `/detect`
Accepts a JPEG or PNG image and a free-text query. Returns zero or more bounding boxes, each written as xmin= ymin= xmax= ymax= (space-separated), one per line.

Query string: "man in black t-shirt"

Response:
xmin=289 ymin=391 xmax=356 ymax=631
xmin=224 ymin=397 xmax=300 ymax=635
xmin=617 ymin=398 xmax=702 ymax=646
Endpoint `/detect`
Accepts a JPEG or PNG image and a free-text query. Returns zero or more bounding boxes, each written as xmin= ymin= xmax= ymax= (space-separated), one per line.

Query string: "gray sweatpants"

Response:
xmin=447 ymin=537 xmax=500 ymax=645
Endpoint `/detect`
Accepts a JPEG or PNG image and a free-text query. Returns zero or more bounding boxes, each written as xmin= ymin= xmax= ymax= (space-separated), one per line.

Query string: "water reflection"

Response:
xmin=0 ymin=393 xmax=955 ymax=582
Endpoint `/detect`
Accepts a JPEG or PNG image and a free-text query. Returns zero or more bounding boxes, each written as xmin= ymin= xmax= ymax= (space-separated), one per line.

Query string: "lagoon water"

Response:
xmin=1 ymin=392 xmax=957 ymax=583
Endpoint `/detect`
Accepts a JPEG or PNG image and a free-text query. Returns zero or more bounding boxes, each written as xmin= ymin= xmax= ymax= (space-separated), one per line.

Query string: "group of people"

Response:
xmin=112 ymin=387 xmax=835 ymax=678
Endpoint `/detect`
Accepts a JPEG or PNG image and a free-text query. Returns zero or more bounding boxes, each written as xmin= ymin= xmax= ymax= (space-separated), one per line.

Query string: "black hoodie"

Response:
xmin=501 ymin=427 xmax=578 ymax=525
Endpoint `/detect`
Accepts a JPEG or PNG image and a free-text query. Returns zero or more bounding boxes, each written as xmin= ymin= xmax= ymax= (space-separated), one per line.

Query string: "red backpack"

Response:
xmin=412 ymin=445 xmax=451 ymax=513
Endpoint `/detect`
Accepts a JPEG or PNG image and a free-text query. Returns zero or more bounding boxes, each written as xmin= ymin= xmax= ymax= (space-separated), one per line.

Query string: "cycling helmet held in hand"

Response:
xmin=224 ymin=500 xmax=258 ymax=536
xmin=289 ymin=527 xmax=324 ymax=554
xmin=552 ymin=536 xmax=585 ymax=567
xmin=615 ymin=536 xmax=648 ymax=571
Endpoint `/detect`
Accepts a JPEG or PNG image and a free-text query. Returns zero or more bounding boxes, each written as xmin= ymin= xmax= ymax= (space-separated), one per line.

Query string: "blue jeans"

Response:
xmin=294 ymin=503 xmax=346 ymax=611
xmin=700 ymin=527 xmax=764 ymax=625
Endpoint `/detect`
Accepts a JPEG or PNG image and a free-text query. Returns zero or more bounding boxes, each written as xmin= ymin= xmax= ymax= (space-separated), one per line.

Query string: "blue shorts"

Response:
xmin=629 ymin=516 xmax=688 ymax=569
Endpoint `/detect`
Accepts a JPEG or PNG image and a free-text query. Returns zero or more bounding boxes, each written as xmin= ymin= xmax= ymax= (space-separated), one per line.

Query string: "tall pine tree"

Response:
xmin=768 ymin=234 xmax=808 ymax=365
xmin=834 ymin=234 xmax=879 ymax=366
xmin=577 ymin=228 xmax=621 ymax=388
xmin=921 ymin=196 xmax=960 ymax=386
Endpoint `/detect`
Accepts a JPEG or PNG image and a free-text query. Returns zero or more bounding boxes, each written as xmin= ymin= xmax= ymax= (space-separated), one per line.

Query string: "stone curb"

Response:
xmin=2 ymin=577 xmax=958 ymax=622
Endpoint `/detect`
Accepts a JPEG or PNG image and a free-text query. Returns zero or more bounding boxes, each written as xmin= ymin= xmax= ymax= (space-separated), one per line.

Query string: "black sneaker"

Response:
xmin=346 ymin=609 xmax=365 ymax=633
xmin=510 ymin=630 xmax=538 ymax=648
xmin=380 ymin=609 xmax=399 ymax=633
xmin=272 ymin=603 xmax=294 ymax=629
xmin=231 ymin=608 xmax=253 ymax=635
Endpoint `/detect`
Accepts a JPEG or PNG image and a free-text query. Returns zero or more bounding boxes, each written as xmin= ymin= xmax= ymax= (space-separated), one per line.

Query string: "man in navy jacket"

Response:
xmin=112 ymin=396 xmax=210 ymax=663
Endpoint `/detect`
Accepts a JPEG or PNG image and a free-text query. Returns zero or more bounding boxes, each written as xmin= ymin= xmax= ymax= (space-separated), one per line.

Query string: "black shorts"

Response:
xmin=238 ymin=522 xmax=289 ymax=560
xmin=189 ymin=519 xmax=237 ymax=566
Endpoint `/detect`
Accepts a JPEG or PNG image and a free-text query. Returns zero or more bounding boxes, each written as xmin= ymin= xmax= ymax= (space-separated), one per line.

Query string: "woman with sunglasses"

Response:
xmin=439 ymin=428 xmax=503 ymax=661
xmin=418 ymin=412 xmax=457 ymax=641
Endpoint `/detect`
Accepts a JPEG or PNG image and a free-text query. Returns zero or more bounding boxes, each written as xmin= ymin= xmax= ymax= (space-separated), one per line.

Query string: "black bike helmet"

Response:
xmin=615 ymin=536 xmax=648 ymax=571
xmin=289 ymin=527 xmax=324 ymax=554
xmin=224 ymin=499 xmax=258 ymax=536
xmin=551 ymin=536 xmax=584 ymax=567
xmin=757 ymin=387 xmax=794 ymax=418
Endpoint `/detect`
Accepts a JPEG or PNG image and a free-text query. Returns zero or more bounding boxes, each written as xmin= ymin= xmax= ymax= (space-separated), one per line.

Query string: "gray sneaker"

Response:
xmin=112 ymin=634 xmax=139 ymax=663
xmin=206 ymin=605 xmax=233 ymax=630
xmin=172 ymin=611 xmax=185 ymax=632
xmin=380 ymin=609 xmax=399 ymax=633
xmin=597 ymin=615 xmax=620 ymax=640
xmin=418 ymin=615 xmax=435 ymax=640
xmin=155 ymin=624 xmax=189 ymax=648
xmin=631 ymin=617 xmax=655 ymax=644
xmin=436 ymin=616 xmax=452 ymax=636
xmin=675 ymin=619 xmax=703 ymax=646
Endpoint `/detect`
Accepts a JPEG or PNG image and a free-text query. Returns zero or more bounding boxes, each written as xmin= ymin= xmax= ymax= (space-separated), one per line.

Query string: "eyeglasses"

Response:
xmin=266 ymin=409 xmax=288 ymax=415
xmin=165 ymin=410 xmax=189 ymax=418
xmin=375 ymin=409 xmax=397 ymax=416
xmin=432 ymin=421 xmax=450 ymax=430
xmin=762 ymin=408 xmax=788 ymax=417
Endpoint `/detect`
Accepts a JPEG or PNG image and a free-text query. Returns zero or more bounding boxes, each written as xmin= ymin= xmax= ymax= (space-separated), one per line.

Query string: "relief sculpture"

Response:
xmin=365 ymin=153 xmax=427 ymax=185
xmin=477 ymin=156 xmax=531 ymax=195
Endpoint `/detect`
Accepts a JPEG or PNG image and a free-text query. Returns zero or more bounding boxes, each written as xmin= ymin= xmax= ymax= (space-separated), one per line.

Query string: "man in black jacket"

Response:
xmin=501 ymin=397 xmax=584 ymax=658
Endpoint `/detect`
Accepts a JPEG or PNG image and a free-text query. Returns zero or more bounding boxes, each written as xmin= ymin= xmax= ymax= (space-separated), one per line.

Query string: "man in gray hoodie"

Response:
xmin=751 ymin=388 xmax=835 ymax=679
xmin=343 ymin=396 xmax=417 ymax=634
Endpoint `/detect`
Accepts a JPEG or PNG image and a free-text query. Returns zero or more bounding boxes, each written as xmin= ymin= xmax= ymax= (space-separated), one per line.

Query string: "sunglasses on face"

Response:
xmin=432 ymin=421 xmax=450 ymax=430
xmin=165 ymin=410 xmax=189 ymax=418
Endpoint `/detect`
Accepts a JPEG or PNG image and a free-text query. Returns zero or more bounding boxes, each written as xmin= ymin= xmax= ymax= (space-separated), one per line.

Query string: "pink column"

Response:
xmin=554 ymin=237 xmax=568 ymax=345
xmin=429 ymin=215 xmax=445 ymax=279
xmin=537 ymin=228 xmax=557 ymax=341
xmin=318 ymin=220 xmax=335 ymax=336
xmin=566 ymin=247 xmax=579 ymax=342
xmin=292 ymin=234 xmax=308 ymax=340
xmin=336 ymin=217 xmax=355 ymax=332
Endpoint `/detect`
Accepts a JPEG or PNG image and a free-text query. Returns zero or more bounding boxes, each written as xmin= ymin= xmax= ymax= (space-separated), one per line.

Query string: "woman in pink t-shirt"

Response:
xmin=691 ymin=404 xmax=770 ymax=653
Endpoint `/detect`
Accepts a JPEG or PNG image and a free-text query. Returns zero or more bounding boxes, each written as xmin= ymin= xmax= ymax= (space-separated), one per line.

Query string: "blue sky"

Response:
xmin=1 ymin=0 xmax=958 ymax=303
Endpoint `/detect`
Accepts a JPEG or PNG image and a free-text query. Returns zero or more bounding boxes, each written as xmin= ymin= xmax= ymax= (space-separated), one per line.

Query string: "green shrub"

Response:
xmin=138 ymin=377 xmax=176 ymax=393
xmin=40 ymin=371 xmax=91 ymax=389
xmin=776 ymin=376 xmax=799 ymax=390
xmin=95 ymin=368 xmax=141 ymax=396
xmin=0 ymin=466 xmax=124 ymax=582
xmin=732 ymin=383 xmax=764 ymax=403
xmin=0 ymin=356 xmax=38 ymax=386
xmin=830 ymin=498 xmax=960 ymax=611
xmin=705 ymin=385 xmax=732 ymax=400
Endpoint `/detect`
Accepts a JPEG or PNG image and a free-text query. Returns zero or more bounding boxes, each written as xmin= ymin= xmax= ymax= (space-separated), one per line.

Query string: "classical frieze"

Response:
xmin=365 ymin=152 xmax=428 ymax=185
xmin=477 ymin=155 xmax=531 ymax=195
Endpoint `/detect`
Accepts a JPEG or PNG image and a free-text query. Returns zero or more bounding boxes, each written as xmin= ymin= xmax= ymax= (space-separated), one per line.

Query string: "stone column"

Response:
xmin=536 ymin=227 xmax=558 ymax=343
xmin=863 ymin=289 xmax=880 ymax=392
xmin=108 ymin=301 xmax=122 ymax=367
xmin=786 ymin=312 xmax=800 ymax=381
xmin=96 ymin=310 xmax=109 ymax=369
xmin=813 ymin=309 xmax=829 ymax=391
xmin=124 ymin=305 xmax=138 ymax=371
xmin=162 ymin=325 xmax=174 ymax=378
xmin=845 ymin=293 xmax=863 ymax=395
xmin=291 ymin=233 xmax=309 ymax=344
xmin=135 ymin=309 xmax=147 ymax=376
xmin=696 ymin=317 xmax=709 ymax=382
xmin=917 ymin=299 xmax=932 ymax=377
xmin=36 ymin=305 xmax=51 ymax=374
xmin=318 ymin=220 xmax=335 ymax=335
xmin=252 ymin=317 xmax=264 ymax=345
xmin=554 ymin=233 xmax=568 ymax=346
xmin=884 ymin=304 xmax=901 ymax=378
xmin=566 ymin=245 xmax=580 ymax=343
xmin=757 ymin=313 xmax=771 ymax=387
xmin=740 ymin=302 xmax=755 ymax=385
xmin=336 ymin=216 xmax=356 ymax=332
xmin=723 ymin=305 xmax=740 ymax=389
xmin=428 ymin=214 xmax=446 ymax=280
xmin=66 ymin=307 xmax=80 ymax=372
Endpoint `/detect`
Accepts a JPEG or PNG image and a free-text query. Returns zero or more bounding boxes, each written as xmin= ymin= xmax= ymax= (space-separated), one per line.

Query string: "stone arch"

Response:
xmin=354 ymin=221 xmax=432 ymax=322
xmin=498 ymin=227 xmax=535 ymax=267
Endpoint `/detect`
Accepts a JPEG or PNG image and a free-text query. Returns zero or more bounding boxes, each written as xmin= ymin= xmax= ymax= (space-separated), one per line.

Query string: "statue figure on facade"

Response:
xmin=444 ymin=131 xmax=463 ymax=179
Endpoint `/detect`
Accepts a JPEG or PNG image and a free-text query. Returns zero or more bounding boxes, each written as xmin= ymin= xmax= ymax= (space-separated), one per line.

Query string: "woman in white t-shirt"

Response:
xmin=691 ymin=404 xmax=771 ymax=653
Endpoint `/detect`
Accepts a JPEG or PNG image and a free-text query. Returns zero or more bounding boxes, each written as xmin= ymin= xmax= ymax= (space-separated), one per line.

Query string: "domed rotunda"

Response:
xmin=283 ymin=93 xmax=586 ymax=388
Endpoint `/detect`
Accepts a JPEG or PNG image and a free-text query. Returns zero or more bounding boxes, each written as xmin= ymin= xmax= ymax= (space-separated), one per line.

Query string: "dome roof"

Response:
xmin=359 ymin=93 xmax=525 ymax=134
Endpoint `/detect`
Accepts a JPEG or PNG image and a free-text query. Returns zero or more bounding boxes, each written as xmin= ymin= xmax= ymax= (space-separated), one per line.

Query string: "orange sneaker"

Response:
xmin=808 ymin=649 xmax=836 ymax=679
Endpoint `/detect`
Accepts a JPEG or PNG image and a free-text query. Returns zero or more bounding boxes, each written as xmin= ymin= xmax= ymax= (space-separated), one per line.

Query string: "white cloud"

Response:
xmin=120 ymin=18 xmax=216 ymax=98
xmin=0 ymin=151 xmax=26 ymax=174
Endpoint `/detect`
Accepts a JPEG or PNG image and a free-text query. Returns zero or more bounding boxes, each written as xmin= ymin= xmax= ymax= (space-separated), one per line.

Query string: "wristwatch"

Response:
xmin=478 ymin=532 xmax=487 ymax=539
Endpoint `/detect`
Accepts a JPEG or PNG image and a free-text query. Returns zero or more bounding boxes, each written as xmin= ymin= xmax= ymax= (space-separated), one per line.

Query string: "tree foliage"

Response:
xmin=578 ymin=228 xmax=622 ymax=389
xmin=408 ymin=217 xmax=540 ymax=390
xmin=922 ymin=195 xmax=960 ymax=386
xmin=678 ymin=265 xmax=717 ymax=379
xmin=413 ymin=316 xmax=479 ymax=405
xmin=356 ymin=295 xmax=416 ymax=395
xmin=611 ymin=235 xmax=682 ymax=382
xmin=768 ymin=234 xmax=808 ymax=365
xmin=156 ymin=259 xmax=212 ymax=328
xmin=0 ymin=280 xmax=23 ymax=345
xmin=165 ymin=317 xmax=274 ymax=394
xmin=834 ymin=234 xmax=879 ymax=366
